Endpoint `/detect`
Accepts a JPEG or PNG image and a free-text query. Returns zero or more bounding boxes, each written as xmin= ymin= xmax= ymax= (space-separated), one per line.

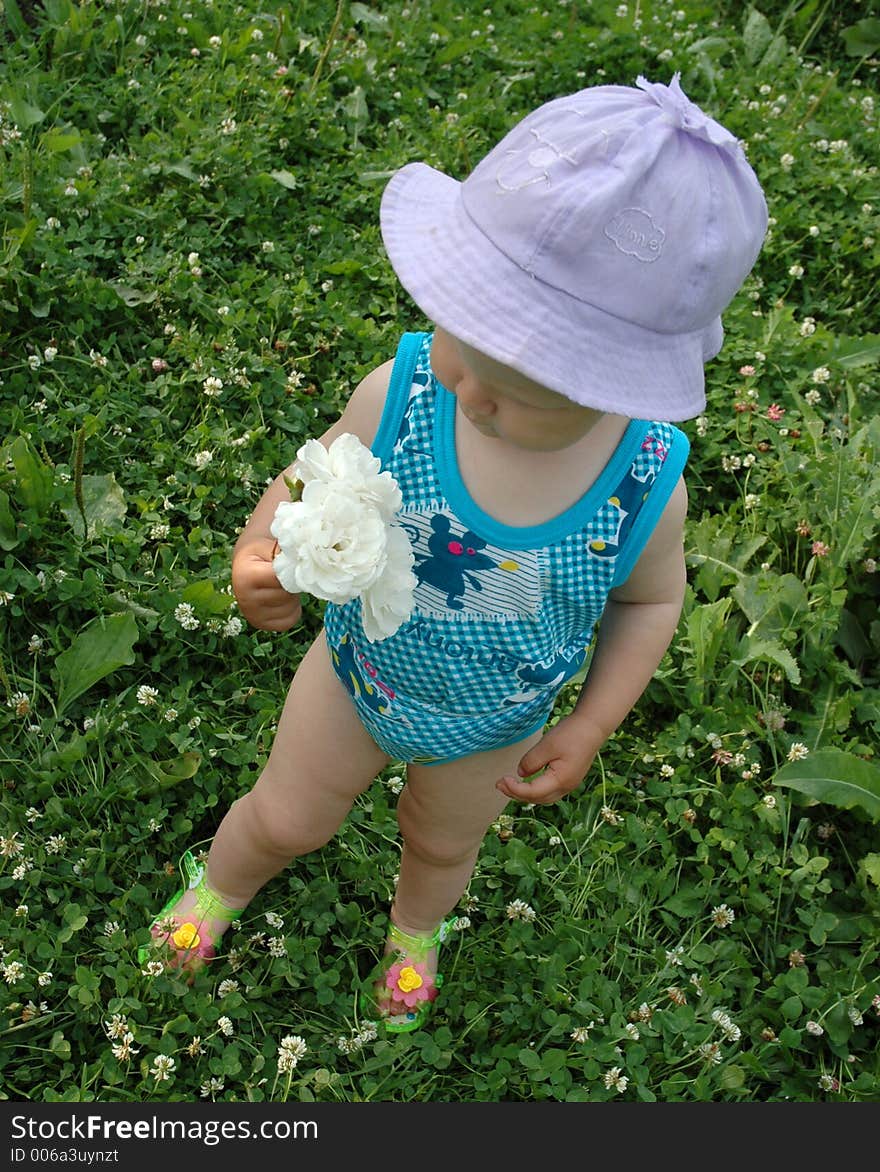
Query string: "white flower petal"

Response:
xmin=271 ymin=433 xmax=414 ymax=628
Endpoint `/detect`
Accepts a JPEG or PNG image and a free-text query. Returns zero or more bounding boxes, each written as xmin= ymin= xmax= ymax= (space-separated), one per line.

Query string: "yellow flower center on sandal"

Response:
xmin=396 ymin=965 xmax=423 ymax=993
xmin=171 ymin=922 xmax=201 ymax=950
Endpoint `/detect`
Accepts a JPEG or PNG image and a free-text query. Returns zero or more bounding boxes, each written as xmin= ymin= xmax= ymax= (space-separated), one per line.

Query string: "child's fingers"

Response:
xmin=496 ymin=764 xmax=562 ymax=804
xmin=516 ymin=740 xmax=553 ymax=778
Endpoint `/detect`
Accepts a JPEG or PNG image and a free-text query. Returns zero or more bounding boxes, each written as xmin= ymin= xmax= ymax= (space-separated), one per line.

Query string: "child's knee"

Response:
xmin=232 ymin=785 xmax=328 ymax=860
xmin=397 ymin=794 xmax=480 ymax=869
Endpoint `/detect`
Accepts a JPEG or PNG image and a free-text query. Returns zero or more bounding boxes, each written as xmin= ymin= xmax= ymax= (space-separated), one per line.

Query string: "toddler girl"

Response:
xmin=141 ymin=74 xmax=767 ymax=1031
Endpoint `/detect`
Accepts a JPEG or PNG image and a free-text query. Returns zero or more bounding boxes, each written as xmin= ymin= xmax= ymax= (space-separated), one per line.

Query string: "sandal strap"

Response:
xmin=388 ymin=918 xmax=451 ymax=959
xmin=181 ymin=850 xmax=244 ymax=925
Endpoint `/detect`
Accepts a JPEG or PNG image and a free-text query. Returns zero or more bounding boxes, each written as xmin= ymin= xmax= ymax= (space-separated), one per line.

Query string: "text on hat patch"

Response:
xmin=604 ymin=208 xmax=665 ymax=262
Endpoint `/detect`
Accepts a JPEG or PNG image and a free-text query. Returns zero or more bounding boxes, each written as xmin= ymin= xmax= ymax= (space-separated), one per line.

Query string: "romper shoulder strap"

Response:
xmin=372 ymin=331 xmax=426 ymax=461
xmin=611 ymin=422 xmax=690 ymax=587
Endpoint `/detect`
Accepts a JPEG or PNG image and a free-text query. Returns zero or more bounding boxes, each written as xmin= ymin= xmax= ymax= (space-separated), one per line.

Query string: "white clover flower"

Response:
xmin=505 ymin=898 xmax=536 ymax=922
xmin=8 ymin=692 xmax=29 ymax=716
xmin=0 ymin=826 xmax=20 ymax=853
xmin=710 ymin=904 xmax=735 ymax=928
xmin=137 ymin=684 xmax=159 ymax=706
xmin=217 ymin=1016 xmax=234 ymax=1036
xmin=603 ymin=1066 xmax=629 ymax=1093
xmin=271 ymin=433 xmax=416 ymax=641
xmin=277 ymin=1034 xmax=307 ymax=1073
xmin=151 ymin=1054 xmax=175 ymax=1082
xmin=3 ymin=961 xmax=25 ymax=984
xmin=787 ymin=742 xmax=809 ymax=761
xmin=174 ymin=602 xmax=200 ymax=630
xmin=217 ymin=979 xmax=239 ymax=997
xmin=711 ymin=1009 xmax=742 ymax=1042
xmin=104 ymin=1014 xmax=129 ymax=1039
xmin=112 ymin=1035 xmax=138 ymax=1062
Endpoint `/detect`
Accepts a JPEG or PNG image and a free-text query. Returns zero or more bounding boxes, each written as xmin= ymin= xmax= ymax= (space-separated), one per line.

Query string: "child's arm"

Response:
xmin=231 ymin=358 xmax=394 ymax=631
xmin=496 ymin=476 xmax=688 ymax=804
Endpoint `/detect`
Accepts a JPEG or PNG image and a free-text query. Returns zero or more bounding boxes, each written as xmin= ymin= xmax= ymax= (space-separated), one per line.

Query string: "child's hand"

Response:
xmin=495 ymin=715 xmax=606 ymax=805
xmin=231 ymin=539 xmax=302 ymax=632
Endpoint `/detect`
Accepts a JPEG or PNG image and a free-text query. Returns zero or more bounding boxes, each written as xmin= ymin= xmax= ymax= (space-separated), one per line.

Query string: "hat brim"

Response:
xmin=380 ymin=162 xmax=721 ymax=421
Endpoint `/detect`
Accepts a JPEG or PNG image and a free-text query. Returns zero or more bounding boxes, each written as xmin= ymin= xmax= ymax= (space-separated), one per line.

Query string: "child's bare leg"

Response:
xmin=375 ymin=733 xmax=542 ymax=1019
xmin=150 ymin=632 xmax=389 ymax=967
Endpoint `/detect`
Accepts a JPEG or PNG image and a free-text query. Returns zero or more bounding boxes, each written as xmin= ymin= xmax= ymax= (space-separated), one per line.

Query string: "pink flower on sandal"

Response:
xmin=385 ymin=961 xmax=437 ymax=1009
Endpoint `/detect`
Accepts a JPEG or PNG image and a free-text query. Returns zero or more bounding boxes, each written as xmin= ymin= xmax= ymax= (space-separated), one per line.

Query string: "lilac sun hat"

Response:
xmin=380 ymin=73 xmax=768 ymax=422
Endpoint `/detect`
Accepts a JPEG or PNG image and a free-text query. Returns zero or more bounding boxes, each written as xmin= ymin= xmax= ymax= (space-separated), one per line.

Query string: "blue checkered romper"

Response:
xmin=323 ymin=332 xmax=688 ymax=765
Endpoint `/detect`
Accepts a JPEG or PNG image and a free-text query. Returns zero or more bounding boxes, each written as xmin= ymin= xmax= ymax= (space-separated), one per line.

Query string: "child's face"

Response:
xmin=430 ymin=329 xmax=606 ymax=452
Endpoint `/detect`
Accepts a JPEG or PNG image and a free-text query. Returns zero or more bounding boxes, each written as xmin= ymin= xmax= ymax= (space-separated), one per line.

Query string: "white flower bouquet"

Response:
xmin=270 ymin=433 xmax=416 ymax=642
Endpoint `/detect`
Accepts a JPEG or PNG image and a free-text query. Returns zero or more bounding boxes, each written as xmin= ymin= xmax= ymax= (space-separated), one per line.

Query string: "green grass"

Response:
xmin=0 ymin=0 xmax=878 ymax=1102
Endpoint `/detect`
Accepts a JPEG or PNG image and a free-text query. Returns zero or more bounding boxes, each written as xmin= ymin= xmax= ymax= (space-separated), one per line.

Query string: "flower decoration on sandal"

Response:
xmin=170 ymin=922 xmax=202 ymax=952
xmin=385 ymin=960 xmax=438 ymax=1010
xmin=139 ymin=849 xmax=244 ymax=978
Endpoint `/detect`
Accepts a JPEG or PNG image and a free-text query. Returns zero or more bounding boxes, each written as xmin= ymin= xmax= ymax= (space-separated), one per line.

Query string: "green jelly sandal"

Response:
xmin=361 ymin=918 xmax=454 ymax=1034
xmin=138 ymin=849 xmax=243 ymax=977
